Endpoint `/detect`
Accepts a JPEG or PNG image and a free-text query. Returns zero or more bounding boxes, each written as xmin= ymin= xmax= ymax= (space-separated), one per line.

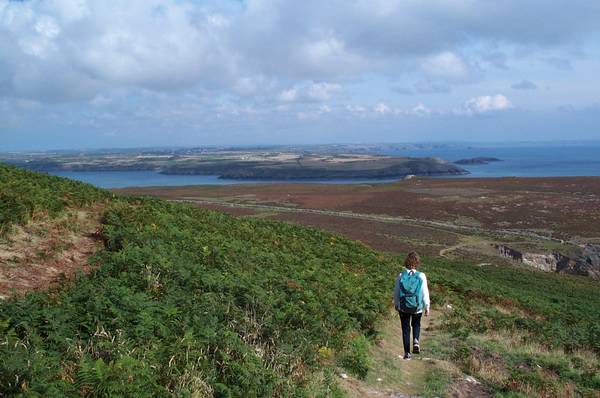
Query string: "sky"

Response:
xmin=1 ymin=0 xmax=600 ymax=150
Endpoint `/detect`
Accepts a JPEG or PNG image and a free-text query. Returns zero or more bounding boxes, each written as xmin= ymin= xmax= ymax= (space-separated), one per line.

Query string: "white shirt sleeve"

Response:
xmin=420 ymin=273 xmax=430 ymax=312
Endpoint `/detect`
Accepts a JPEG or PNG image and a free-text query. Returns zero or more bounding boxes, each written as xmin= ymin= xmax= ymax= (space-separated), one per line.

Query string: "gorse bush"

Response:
xmin=0 ymin=169 xmax=397 ymax=397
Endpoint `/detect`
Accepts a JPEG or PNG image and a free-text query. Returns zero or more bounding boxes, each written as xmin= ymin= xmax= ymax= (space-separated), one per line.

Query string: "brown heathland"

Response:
xmin=117 ymin=177 xmax=600 ymax=242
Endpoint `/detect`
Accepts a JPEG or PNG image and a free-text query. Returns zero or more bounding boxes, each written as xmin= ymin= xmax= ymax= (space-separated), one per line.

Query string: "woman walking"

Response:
xmin=393 ymin=251 xmax=430 ymax=360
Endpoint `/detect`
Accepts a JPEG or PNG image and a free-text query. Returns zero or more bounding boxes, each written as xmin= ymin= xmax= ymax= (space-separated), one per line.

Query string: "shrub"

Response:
xmin=338 ymin=335 xmax=371 ymax=379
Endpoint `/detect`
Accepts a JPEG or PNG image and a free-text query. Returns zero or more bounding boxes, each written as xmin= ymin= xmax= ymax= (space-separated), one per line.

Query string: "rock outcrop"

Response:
xmin=496 ymin=244 xmax=600 ymax=279
xmin=522 ymin=253 xmax=566 ymax=273
xmin=497 ymin=245 xmax=523 ymax=261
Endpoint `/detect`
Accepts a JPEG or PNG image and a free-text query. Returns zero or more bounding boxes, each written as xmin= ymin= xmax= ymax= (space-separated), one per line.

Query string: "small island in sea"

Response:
xmin=453 ymin=156 xmax=502 ymax=165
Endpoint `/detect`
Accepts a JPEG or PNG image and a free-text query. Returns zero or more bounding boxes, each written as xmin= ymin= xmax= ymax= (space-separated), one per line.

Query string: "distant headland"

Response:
xmin=0 ymin=146 xmax=467 ymax=180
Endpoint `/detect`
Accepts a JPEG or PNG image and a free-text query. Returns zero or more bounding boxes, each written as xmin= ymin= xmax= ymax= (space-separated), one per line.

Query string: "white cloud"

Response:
xmin=278 ymin=82 xmax=341 ymax=102
xmin=345 ymin=104 xmax=367 ymax=116
xmin=278 ymin=88 xmax=298 ymax=102
xmin=374 ymin=102 xmax=391 ymax=115
xmin=420 ymin=51 xmax=470 ymax=82
xmin=319 ymin=104 xmax=332 ymax=114
xmin=1 ymin=0 xmax=230 ymax=100
xmin=391 ymin=102 xmax=432 ymax=117
xmin=34 ymin=16 xmax=60 ymax=38
xmin=1 ymin=0 xmax=598 ymax=106
xmin=410 ymin=103 xmax=432 ymax=116
xmin=295 ymin=103 xmax=334 ymax=120
xmin=303 ymin=37 xmax=344 ymax=64
xmin=1 ymin=0 xmax=600 ymax=147
xmin=458 ymin=94 xmax=513 ymax=115
xmin=307 ymin=82 xmax=342 ymax=101
xmin=3 ymin=0 xmax=596 ymax=102
xmin=233 ymin=76 xmax=276 ymax=97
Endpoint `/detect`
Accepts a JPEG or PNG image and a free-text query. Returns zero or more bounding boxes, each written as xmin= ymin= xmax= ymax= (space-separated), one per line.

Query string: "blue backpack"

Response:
xmin=397 ymin=271 xmax=423 ymax=313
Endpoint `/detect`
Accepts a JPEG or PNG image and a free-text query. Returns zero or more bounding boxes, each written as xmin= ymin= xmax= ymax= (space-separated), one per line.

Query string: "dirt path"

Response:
xmin=339 ymin=309 xmax=492 ymax=398
xmin=439 ymin=243 xmax=469 ymax=258
xmin=438 ymin=236 xmax=494 ymax=258
xmin=340 ymin=310 xmax=449 ymax=398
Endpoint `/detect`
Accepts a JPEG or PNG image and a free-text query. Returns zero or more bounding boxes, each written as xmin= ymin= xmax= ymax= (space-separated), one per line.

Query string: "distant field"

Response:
xmin=117 ymin=176 xmax=600 ymax=279
xmin=117 ymin=177 xmax=600 ymax=240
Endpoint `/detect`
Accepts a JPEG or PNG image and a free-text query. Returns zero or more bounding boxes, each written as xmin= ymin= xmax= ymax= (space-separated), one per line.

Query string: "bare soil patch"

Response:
xmin=0 ymin=205 xmax=104 ymax=299
xmin=446 ymin=379 xmax=494 ymax=398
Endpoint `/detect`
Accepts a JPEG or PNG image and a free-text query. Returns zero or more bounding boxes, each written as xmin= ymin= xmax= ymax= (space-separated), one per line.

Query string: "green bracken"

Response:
xmin=0 ymin=164 xmax=395 ymax=397
xmin=1 ymin=164 xmax=599 ymax=397
xmin=0 ymin=164 xmax=106 ymax=235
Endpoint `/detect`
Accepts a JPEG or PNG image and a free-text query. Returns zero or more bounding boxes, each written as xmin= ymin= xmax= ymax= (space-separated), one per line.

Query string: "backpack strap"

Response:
xmin=397 ymin=271 xmax=406 ymax=295
xmin=413 ymin=271 xmax=423 ymax=309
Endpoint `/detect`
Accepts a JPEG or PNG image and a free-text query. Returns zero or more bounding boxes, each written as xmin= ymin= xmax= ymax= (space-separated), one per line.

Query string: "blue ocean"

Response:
xmin=47 ymin=171 xmax=403 ymax=189
xmin=382 ymin=144 xmax=600 ymax=179
xmin=48 ymin=144 xmax=600 ymax=188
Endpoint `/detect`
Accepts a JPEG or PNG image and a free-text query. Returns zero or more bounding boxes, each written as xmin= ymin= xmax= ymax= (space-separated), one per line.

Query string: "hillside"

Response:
xmin=1 ymin=165 xmax=600 ymax=397
xmin=0 ymin=164 xmax=394 ymax=397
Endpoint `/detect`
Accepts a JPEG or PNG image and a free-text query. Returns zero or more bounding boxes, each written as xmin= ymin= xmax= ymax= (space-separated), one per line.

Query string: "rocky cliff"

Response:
xmin=496 ymin=244 xmax=600 ymax=278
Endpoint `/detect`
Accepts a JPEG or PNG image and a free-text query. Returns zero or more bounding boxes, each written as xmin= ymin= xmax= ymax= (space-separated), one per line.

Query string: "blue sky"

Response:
xmin=1 ymin=0 xmax=599 ymax=150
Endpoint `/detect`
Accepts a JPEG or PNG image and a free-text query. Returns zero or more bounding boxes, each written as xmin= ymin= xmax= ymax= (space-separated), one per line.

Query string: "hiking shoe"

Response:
xmin=413 ymin=339 xmax=420 ymax=354
xmin=403 ymin=353 xmax=412 ymax=360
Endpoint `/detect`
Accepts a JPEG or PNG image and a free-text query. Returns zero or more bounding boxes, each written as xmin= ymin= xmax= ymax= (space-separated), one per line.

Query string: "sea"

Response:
xmin=48 ymin=144 xmax=600 ymax=189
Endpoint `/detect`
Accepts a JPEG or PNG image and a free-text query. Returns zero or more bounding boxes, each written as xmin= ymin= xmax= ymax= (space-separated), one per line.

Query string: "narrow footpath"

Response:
xmin=339 ymin=310 xmax=491 ymax=398
xmin=340 ymin=310 xmax=447 ymax=398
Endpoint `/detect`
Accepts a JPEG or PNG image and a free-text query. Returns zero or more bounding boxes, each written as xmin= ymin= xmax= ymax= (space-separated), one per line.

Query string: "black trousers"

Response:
xmin=399 ymin=311 xmax=422 ymax=354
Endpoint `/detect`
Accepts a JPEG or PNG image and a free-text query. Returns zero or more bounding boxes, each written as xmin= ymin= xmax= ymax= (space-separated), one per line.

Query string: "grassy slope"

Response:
xmin=0 ymin=164 xmax=395 ymax=397
xmin=423 ymin=258 xmax=600 ymax=397
xmin=339 ymin=257 xmax=600 ymax=398
xmin=0 ymin=164 xmax=106 ymax=236
xmin=1 ymin=164 xmax=599 ymax=397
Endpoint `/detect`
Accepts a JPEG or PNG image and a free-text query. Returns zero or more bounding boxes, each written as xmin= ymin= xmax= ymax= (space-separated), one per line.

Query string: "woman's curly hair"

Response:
xmin=404 ymin=251 xmax=421 ymax=269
